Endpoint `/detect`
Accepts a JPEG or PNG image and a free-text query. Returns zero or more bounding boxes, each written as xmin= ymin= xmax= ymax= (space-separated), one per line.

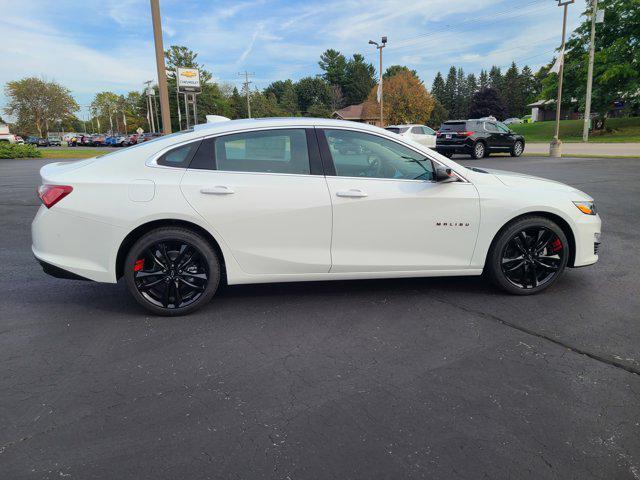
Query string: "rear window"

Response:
xmin=385 ymin=127 xmax=409 ymax=134
xmin=439 ymin=122 xmax=467 ymax=132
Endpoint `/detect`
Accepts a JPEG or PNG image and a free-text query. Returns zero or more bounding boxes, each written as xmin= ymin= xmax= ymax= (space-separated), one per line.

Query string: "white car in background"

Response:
xmin=32 ymin=118 xmax=601 ymax=316
xmin=385 ymin=124 xmax=437 ymax=148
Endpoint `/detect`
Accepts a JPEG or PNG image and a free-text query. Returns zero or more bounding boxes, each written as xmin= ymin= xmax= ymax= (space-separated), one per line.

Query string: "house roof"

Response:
xmin=332 ymin=103 xmax=376 ymax=120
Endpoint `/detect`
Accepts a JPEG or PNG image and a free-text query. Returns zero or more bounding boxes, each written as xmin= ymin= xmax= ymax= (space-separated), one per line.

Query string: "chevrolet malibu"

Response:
xmin=32 ymin=118 xmax=601 ymax=316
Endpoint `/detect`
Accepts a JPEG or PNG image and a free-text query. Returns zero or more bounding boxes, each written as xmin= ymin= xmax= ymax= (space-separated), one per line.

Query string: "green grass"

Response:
xmin=40 ymin=148 xmax=109 ymax=159
xmin=511 ymin=117 xmax=640 ymax=143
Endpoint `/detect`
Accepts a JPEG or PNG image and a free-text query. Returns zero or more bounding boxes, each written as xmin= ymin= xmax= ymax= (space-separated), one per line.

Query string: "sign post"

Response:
xmin=177 ymin=68 xmax=202 ymax=127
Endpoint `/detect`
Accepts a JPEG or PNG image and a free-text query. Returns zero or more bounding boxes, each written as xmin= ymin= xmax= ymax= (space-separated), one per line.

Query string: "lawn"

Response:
xmin=511 ymin=117 xmax=640 ymax=143
xmin=39 ymin=148 xmax=110 ymax=159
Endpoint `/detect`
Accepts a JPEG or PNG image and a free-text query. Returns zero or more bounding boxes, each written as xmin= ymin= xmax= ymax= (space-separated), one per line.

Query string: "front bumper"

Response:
xmin=571 ymin=214 xmax=602 ymax=267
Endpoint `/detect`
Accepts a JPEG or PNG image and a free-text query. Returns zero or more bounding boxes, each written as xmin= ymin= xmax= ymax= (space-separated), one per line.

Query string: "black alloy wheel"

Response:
xmin=487 ymin=216 xmax=569 ymax=295
xmin=124 ymin=227 xmax=220 ymax=316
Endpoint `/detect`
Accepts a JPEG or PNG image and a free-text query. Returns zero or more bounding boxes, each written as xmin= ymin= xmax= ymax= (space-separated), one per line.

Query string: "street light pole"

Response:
xmin=582 ymin=0 xmax=598 ymax=142
xmin=550 ymin=0 xmax=574 ymax=158
xmin=150 ymin=0 xmax=172 ymax=134
xmin=369 ymin=36 xmax=387 ymax=127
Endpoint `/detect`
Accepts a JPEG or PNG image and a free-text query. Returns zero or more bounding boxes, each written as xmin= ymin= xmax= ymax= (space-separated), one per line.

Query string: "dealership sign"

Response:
xmin=177 ymin=68 xmax=201 ymax=93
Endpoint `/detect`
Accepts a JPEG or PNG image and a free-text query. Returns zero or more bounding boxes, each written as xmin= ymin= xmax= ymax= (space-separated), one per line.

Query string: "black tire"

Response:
xmin=486 ymin=216 xmax=569 ymax=295
xmin=440 ymin=151 xmax=453 ymax=158
xmin=471 ymin=141 xmax=486 ymax=159
xmin=511 ymin=140 xmax=524 ymax=157
xmin=124 ymin=227 xmax=221 ymax=316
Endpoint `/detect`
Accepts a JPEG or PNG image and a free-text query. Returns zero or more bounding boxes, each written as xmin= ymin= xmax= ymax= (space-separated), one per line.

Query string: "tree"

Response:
xmin=431 ymin=72 xmax=446 ymax=104
xmin=318 ymin=49 xmax=347 ymax=87
xmin=295 ymin=77 xmax=331 ymax=114
xmin=488 ymin=66 xmax=503 ymax=92
xmin=363 ymin=70 xmax=434 ymax=125
xmin=443 ymin=66 xmax=458 ymax=118
xmin=343 ymin=54 xmax=376 ymax=105
xmin=91 ymin=91 xmax=121 ymax=133
xmin=520 ymin=65 xmax=537 ymax=110
xmin=427 ymin=99 xmax=448 ymax=129
xmin=164 ymin=45 xmax=213 ymax=83
xmin=383 ymin=65 xmax=419 ymax=81
xmin=4 ymin=77 xmax=79 ymax=136
xmin=543 ymin=0 xmax=640 ymax=121
xmin=468 ymin=87 xmax=507 ymax=120
xmin=502 ymin=62 xmax=522 ymax=117
xmin=454 ymin=67 xmax=468 ymax=119
xmin=479 ymin=70 xmax=489 ymax=90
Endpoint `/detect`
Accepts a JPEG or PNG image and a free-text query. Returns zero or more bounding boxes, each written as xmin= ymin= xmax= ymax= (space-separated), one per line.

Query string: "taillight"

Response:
xmin=38 ymin=185 xmax=73 ymax=208
xmin=458 ymin=131 xmax=474 ymax=137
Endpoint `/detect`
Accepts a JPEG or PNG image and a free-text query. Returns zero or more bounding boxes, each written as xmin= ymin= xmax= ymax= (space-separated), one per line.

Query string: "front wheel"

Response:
xmin=124 ymin=227 xmax=221 ymax=316
xmin=471 ymin=142 xmax=485 ymax=159
xmin=486 ymin=216 xmax=569 ymax=295
xmin=511 ymin=140 xmax=524 ymax=157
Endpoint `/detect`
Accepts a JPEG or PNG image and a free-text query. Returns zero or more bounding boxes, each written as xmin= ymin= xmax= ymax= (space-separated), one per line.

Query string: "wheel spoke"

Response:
xmin=174 ymin=280 xmax=183 ymax=306
xmin=535 ymin=229 xmax=553 ymax=252
xmin=534 ymin=258 xmax=559 ymax=271
xmin=161 ymin=282 xmax=170 ymax=307
xmin=146 ymin=248 xmax=167 ymax=270
xmin=139 ymin=277 xmax=165 ymax=291
xmin=504 ymin=260 xmax=525 ymax=272
xmin=529 ymin=263 xmax=538 ymax=288
xmin=135 ymin=270 xmax=163 ymax=278
xmin=178 ymin=277 xmax=205 ymax=291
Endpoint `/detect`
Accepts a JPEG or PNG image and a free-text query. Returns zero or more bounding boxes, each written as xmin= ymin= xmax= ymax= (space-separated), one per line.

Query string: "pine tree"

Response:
xmin=431 ymin=72 xmax=446 ymax=104
xmin=455 ymin=67 xmax=468 ymax=119
xmin=469 ymin=87 xmax=507 ymax=120
xmin=502 ymin=62 xmax=521 ymax=118
xmin=479 ymin=70 xmax=489 ymax=90
xmin=488 ymin=66 xmax=503 ymax=92
xmin=443 ymin=66 xmax=457 ymax=118
xmin=520 ymin=65 xmax=536 ymax=115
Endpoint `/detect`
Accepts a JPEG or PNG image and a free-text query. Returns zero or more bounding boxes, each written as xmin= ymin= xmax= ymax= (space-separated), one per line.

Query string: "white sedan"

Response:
xmin=385 ymin=124 xmax=437 ymax=148
xmin=32 ymin=118 xmax=601 ymax=316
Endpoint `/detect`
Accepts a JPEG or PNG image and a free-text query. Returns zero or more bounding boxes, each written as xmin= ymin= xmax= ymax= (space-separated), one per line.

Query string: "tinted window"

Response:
xmin=323 ymin=129 xmax=434 ymax=181
xmin=157 ymin=141 xmax=200 ymax=167
xmin=386 ymin=127 xmax=409 ymax=134
xmin=422 ymin=126 xmax=436 ymax=135
xmin=440 ymin=122 xmax=466 ymax=132
xmin=215 ymin=129 xmax=310 ymax=174
xmin=496 ymin=122 xmax=510 ymax=133
xmin=484 ymin=122 xmax=500 ymax=133
xmin=411 ymin=126 xmax=424 ymax=134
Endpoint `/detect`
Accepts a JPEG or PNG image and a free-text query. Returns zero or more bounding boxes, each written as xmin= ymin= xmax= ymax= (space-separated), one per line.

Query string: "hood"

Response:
xmin=483 ymin=168 xmax=592 ymax=200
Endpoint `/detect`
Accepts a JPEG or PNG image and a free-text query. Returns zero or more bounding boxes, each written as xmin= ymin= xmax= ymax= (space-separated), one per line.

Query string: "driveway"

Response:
xmin=1 ymin=155 xmax=639 ymax=479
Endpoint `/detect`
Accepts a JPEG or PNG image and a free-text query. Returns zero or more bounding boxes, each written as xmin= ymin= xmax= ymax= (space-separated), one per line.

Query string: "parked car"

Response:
xmin=33 ymin=118 xmax=600 ymax=316
xmin=127 ymin=134 xmax=140 ymax=145
xmin=436 ymin=119 xmax=525 ymax=159
xmin=522 ymin=115 xmax=533 ymax=123
xmin=26 ymin=136 xmax=50 ymax=147
xmin=503 ymin=118 xmax=523 ymax=125
xmin=75 ymin=134 xmax=92 ymax=146
xmin=385 ymin=124 xmax=436 ymax=148
xmin=47 ymin=135 xmax=62 ymax=146
xmin=14 ymin=136 xmax=24 ymax=144
xmin=90 ymin=134 xmax=106 ymax=146
xmin=0 ymin=124 xmax=20 ymax=143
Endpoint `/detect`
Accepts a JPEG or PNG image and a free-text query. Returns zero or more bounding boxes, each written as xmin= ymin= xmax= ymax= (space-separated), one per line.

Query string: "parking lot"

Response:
xmin=1 ymin=154 xmax=639 ymax=479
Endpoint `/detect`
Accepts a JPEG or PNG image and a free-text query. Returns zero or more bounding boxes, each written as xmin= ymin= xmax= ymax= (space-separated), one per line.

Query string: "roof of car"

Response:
xmin=386 ymin=124 xmax=422 ymax=128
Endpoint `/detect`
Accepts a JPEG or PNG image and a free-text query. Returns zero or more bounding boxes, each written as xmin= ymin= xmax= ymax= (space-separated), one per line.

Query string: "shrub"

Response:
xmin=0 ymin=143 xmax=42 ymax=159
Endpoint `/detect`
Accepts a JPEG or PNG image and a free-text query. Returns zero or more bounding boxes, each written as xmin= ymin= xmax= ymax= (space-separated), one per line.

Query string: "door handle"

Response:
xmin=336 ymin=188 xmax=367 ymax=198
xmin=200 ymin=185 xmax=235 ymax=195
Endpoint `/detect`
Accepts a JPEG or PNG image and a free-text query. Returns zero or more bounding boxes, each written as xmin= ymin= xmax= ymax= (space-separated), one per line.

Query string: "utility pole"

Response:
xmin=582 ymin=0 xmax=599 ymax=142
xmin=549 ymin=0 xmax=574 ymax=158
xmin=150 ymin=0 xmax=172 ymax=134
xmin=238 ymin=71 xmax=255 ymax=118
xmin=144 ymin=80 xmax=155 ymax=133
xmin=369 ymin=36 xmax=387 ymax=127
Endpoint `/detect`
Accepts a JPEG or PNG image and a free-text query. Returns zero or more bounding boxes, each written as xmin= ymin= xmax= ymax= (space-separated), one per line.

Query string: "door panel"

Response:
xmin=326 ymin=178 xmax=480 ymax=272
xmin=180 ymin=128 xmax=332 ymax=275
xmin=318 ymin=128 xmax=480 ymax=273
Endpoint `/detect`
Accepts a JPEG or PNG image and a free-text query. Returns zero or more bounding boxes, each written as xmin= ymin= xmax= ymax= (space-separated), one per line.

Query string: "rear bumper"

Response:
xmin=436 ymin=143 xmax=472 ymax=154
xmin=37 ymin=258 xmax=91 ymax=281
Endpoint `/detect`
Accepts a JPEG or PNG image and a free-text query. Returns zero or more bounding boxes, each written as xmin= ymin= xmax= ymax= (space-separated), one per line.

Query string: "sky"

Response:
xmin=0 ymin=0 xmax=587 ymax=120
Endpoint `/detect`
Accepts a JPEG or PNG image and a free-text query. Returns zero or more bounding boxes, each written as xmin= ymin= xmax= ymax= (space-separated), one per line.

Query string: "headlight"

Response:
xmin=573 ymin=201 xmax=597 ymax=215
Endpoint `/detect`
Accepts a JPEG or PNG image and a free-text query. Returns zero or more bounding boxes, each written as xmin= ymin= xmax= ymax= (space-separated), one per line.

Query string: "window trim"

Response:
xmin=316 ymin=126 xmax=469 ymax=183
xmin=146 ymin=139 xmax=203 ymax=170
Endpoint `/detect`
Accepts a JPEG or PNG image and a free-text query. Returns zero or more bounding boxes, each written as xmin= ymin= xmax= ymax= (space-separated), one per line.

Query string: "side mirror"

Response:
xmin=435 ymin=165 xmax=457 ymax=183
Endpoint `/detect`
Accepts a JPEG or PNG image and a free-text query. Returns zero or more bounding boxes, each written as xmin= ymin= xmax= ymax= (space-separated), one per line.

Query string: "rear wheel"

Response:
xmin=471 ymin=141 xmax=485 ymax=159
xmin=511 ymin=140 xmax=524 ymax=157
xmin=486 ymin=216 xmax=569 ymax=295
xmin=440 ymin=151 xmax=453 ymax=158
xmin=124 ymin=227 xmax=220 ymax=316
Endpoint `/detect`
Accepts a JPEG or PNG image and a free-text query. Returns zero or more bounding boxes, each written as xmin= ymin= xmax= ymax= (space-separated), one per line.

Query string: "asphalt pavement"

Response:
xmin=1 ymin=155 xmax=639 ymax=479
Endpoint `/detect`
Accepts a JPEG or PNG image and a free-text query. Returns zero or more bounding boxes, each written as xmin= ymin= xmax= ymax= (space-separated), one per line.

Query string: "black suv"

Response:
xmin=436 ymin=119 xmax=525 ymax=159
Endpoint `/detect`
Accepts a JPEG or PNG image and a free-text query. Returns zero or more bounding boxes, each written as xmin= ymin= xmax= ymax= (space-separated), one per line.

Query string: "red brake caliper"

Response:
xmin=551 ymin=238 xmax=563 ymax=253
xmin=134 ymin=259 xmax=145 ymax=272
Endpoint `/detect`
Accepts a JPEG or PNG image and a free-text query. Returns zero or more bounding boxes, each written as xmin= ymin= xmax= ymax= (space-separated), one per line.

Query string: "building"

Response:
xmin=332 ymin=103 xmax=380 ymax=126
xmin=527 ymin=99 xmax=579 ymax=122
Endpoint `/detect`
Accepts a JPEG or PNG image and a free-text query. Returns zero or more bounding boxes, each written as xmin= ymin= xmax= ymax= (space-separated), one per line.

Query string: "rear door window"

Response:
xmin=411 ymin=126 xmax=425 ymax=135
xmin=440 ymin=122 xmax=466 ymax=132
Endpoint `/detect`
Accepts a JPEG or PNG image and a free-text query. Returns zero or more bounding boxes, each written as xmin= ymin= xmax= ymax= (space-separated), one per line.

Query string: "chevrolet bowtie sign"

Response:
xmin=177 ymin=68 xmax=201 ymax=93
